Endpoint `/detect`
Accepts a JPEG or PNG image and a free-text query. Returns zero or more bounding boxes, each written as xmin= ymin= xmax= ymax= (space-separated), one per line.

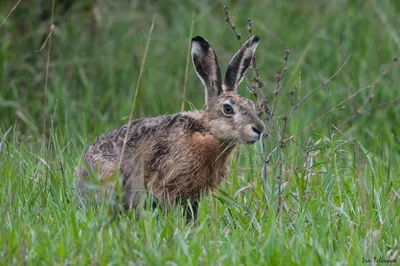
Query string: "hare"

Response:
xmin=76 ymin=35 xmax=265 ymax=217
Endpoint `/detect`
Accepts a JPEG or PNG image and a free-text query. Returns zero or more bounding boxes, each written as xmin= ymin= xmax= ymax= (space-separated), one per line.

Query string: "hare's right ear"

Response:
xmin=224 ymin=35 xmax=260 ymax=92
xmin=191 ymin=36 xmax=222 ymax=106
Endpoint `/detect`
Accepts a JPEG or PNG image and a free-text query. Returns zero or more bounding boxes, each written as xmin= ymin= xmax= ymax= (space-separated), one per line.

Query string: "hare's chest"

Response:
xmin=145 ymin=132 xmax=234 ymax=196
xmin=190 ymin=132 xmax=223 ymax=155
xmin=188 ymin=132 xmax=234 ymax=181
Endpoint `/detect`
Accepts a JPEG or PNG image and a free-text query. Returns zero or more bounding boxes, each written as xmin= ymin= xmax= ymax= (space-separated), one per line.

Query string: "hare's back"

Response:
xmin=83 ymin=113 xmax=207 ymax=167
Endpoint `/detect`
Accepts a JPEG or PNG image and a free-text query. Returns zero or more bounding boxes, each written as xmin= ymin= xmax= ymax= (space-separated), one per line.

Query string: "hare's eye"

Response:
xmin=222 ymin=104 xmax=234 ymax=115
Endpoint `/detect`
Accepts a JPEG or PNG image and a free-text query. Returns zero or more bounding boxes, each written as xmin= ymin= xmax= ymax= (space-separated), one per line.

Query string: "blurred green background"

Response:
xmin=1 ymin=0 xmax=399 ymax=150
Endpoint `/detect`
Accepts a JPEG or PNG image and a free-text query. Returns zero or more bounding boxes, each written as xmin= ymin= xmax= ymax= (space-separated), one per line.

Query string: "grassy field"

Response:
xmin=1 ymin=0 xmax=400 ymax=265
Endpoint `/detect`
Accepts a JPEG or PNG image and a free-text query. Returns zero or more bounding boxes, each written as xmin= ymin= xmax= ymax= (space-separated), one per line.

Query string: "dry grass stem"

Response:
xmin=42 ymin=0 xmax=56 ymax=151
xmin=181 ymin=13 xmax=195 ymax=111
xmin=223 ymin=6 xmax=241 ymax=41
xmin=343 ymin=96 xmax=400 ymax=125
xmin=287 ymin=54 xmax=351 ymax=123
xmin=115 ymin=15 xmax=156 ymax=201
xmin=342 ymin=57 xmax=398 ymax=125
xmin=0 ymin=0 xmax=21 ymax=30
xmin=283 ymin=61 xmax=398 ymax=144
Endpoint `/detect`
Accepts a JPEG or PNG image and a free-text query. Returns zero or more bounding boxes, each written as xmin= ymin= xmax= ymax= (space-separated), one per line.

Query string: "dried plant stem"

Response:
xmin=37 ymin=0 xmax=55 ymax=221
xmin=223 ymin=7 xmax=270 ymax=196
xmin=247 ymin=18 xmax=253 ymax=38
xmin=275 ymin=55 xmax=351 ymax=167
xmin=0 ymin=0 xmax=21 ymax=29
xmin=287 ymin=54 xmax=351 ymax=123
xmin=261 ymin=136 xmax=269 ymax=197
xmin=271 ymin=55 xmax=350 ymax=204
xmin=47 ymin=98 xmax=59 ymax=151
xmin=342 ymin=97 xmax=400 ymax=125
xmin=37 ymin=24 xmax=55 ymax=53
xmin=283 ymin=67 xmax=396 ymax=144
xmin=247 ymin=19 xmax=264 ymax=90
xmin=223 ymin=6 xmax=241 ymax=40
xmin=291 ymin=71 xmax=301 ymax=171
xmin=284 ymin=92 xmax=361 ymax=144
xmin=42 ymin=0 xmax=56 ymax=149
xmin=42 ymin=25 xmax=54 ymax=143
xmin=245 ymin=17 xmax=273 ymax=187
xmin=115 ymin=16 xmax=155 ymax=200
xmin=181 ymin=13 xmax=195 ymax=111
xmin=342 ymin=58 xmax=398 ymax=125
xmin=270 ymin=50 xmax=290 ymax=118
xmin=332 ymin=124 xmax=354 ymax=144
xmin=223 ymin=8 xmax=289 ymax=214
xmin=119 ymin=15 xmax=155 ymax=166
xmin=276 ymin=114 xmax=289 ymax=215
xmin=331 ymin=124 xmax=378 ymax=172
xmin=271 ymin=50 xmax=290 ymax=215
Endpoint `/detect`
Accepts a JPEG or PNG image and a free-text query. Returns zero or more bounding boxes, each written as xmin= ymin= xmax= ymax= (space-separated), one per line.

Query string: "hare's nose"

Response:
xmin=251 ymin=125 xmax=263 ymax=135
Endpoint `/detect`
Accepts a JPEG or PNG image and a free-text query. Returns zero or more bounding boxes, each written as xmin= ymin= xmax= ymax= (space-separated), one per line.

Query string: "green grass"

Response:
xmin=1 ymin=0 xmax=400 ymax=265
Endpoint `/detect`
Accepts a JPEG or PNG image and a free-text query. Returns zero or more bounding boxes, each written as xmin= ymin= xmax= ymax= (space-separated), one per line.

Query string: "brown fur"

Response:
xmin=76 ymin=36 xmax=265 ymax=214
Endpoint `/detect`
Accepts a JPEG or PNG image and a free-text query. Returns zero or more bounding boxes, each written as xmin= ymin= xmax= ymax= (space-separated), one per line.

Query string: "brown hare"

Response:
xmin=76 ymin=35 xmax=265 ymax=218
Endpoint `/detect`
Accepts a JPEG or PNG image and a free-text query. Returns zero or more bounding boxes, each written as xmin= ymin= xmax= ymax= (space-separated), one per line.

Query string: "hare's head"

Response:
xmin=191 ymin=36 xmax=265 ymax=144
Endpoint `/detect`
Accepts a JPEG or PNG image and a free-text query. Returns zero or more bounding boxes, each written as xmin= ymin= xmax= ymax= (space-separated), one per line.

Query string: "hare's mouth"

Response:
xmin=246 ymin=140 xmax=257 ymax=145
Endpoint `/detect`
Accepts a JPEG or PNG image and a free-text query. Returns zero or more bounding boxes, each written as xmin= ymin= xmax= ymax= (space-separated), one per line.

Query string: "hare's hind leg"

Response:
xmin=122 ymin=170 xmax=148 ymax=210
xmin=75 ymin=160 xmax=119 ymax=208
xmin=185 ymin=200 xmax=199 ymax=222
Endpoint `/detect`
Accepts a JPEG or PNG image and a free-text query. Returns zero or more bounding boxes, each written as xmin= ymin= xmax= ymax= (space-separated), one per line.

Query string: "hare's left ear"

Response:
xmin=224 ymin=36 xmax=260 ymax=92
xmin=191 ymin=36 xmax=223 ymax=106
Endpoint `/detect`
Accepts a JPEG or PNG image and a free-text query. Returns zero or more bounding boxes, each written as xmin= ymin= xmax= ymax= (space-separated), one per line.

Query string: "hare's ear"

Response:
xmin=224 ymin=35 xmax=260 ymax=92
xmin=191 ymin=36 xmax=222 ymax=105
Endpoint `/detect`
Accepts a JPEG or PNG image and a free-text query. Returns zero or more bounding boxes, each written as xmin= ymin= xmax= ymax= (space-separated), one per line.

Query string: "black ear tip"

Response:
xmin=192 ymin=36 xmax=202 ymax=41
xmin=192 ymin=36 xmax=208 ymax=44
xmin=252 ymin=35 xmax=260 ymax=43
xmin=192 ymin=36 xmax=210 ymax=51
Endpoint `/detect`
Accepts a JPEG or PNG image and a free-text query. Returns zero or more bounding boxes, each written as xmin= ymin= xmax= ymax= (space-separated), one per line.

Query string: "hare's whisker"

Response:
xmin=215 ymin=138 xmax=238 ymax=162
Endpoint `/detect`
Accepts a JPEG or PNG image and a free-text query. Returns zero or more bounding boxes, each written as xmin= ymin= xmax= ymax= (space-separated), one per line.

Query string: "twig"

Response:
xmin=263 ymin=146 xmax=278 ymax=164
xmin=342 ymin=97 xmax=400 ymax=125
xmin=42 ymin=0 xmax=55 ymax=152
xmin=38 ymin=9 xmax=55 ymax=219
xmin=342 ymin=57 xmax=398 ymax=125
xmin=291 ymin=73 xmax=301 ymax=171
xmin=181 ymin=13 xmax=195 ymax=111
xmin=223 ymin=6 xmax=241 ymax=41
xmin=282 ymin=63 xmax=396 ymax=144
xmin=303 ymin=136 xmax=313 ymax=184
xmin=222 ymin=7 xmax=293 ymax=215
xmin=0 ymin=0 xmax=21 ymax=30
xmin=287 ymin=54 xmax=351 ymax=123
xmin=245 ymin=17 xmax=274 ymax=188
xmin=270 ymin=49 xmax=290 ymax=118
xmin=282 ymin=87 xmax=364 ymax=144
xmin=246 ymin=18 xmax=264 ymax=90
xmin=119 ymin=15 xmax=155 ymax=165
xmin=116 ymin=15 xmax=155 ymax=199
xmin=331 ymin=124 xmax=377 ymax=172
xmin=271 ymin=50 xmax=290 ymax=216
xmin=246 ymin=17 xmax=272 ymax=186
xmin=276 ymin=114 xmax=290 ymax=215
xmin=332 ymin=124 xmax=354 ymax=144
xmin=247 ymin=18 xmax=253 ymax=38
xmin=37 ymin=25 xmax=55 ymax=52
xmin=47 ymin=98 xmax=59 ymax=152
